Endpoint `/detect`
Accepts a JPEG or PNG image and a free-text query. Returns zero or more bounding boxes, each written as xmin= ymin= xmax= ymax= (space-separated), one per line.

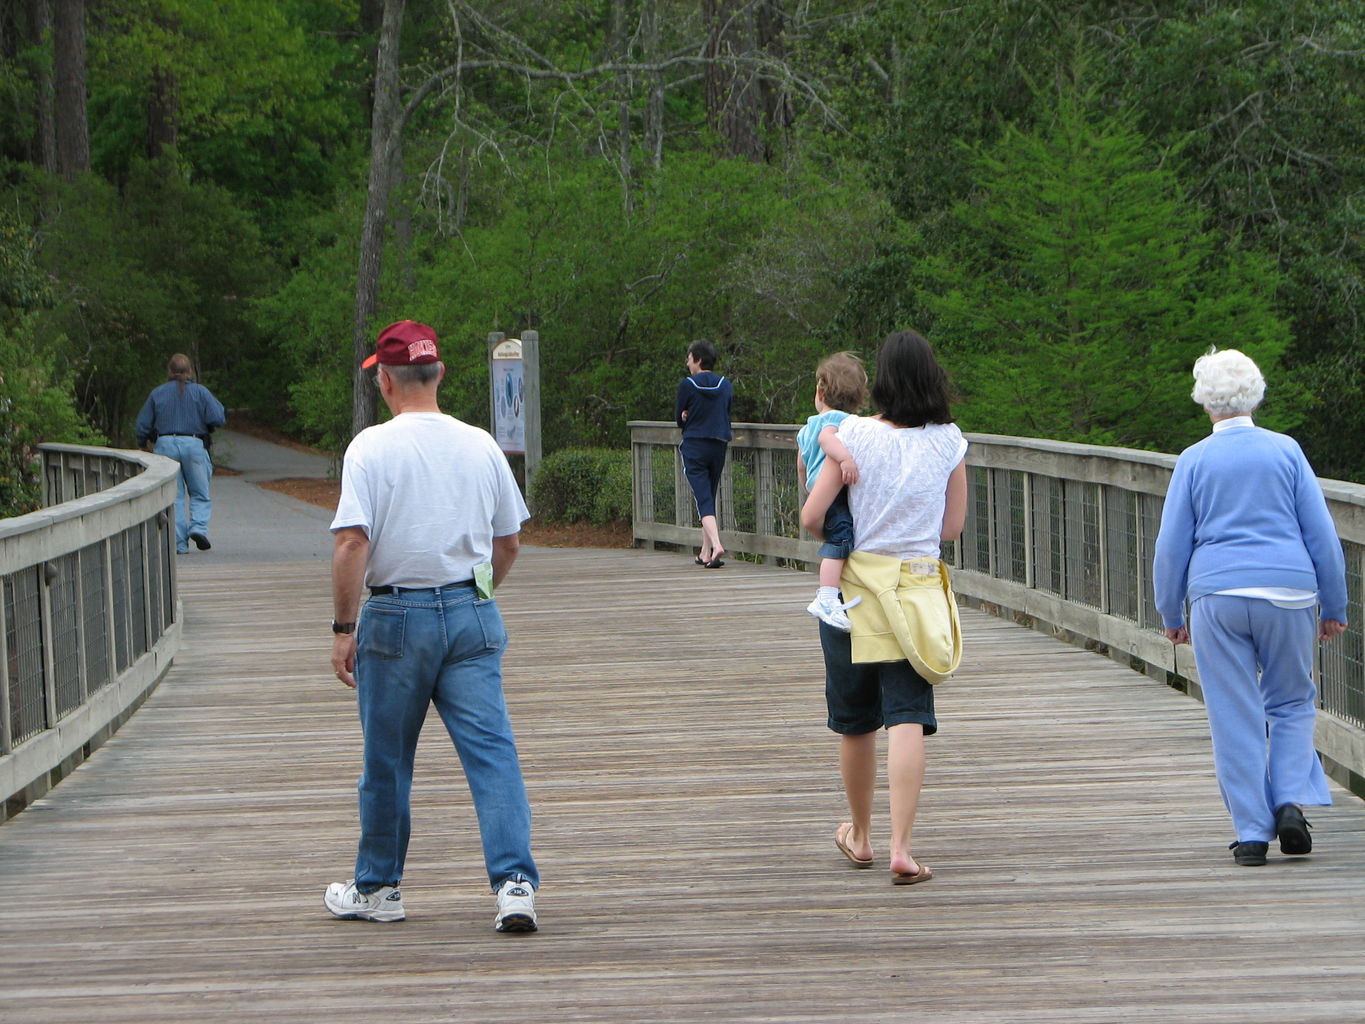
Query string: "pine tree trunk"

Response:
xmin=52 ymin=0 xmax=87 ymax=181
xmin=351 ymin=0 xmax=405 ymax=440
xmin=24 ymin=0 xmax=57 ymax=173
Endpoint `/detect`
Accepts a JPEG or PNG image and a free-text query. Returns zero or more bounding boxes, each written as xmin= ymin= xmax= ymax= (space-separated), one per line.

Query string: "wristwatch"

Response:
xmin=331 ymin=620 xmax=357 ymax=635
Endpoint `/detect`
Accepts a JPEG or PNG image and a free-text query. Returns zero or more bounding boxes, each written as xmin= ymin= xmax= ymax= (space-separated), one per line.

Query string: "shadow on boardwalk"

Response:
xmin=2 ymin=440 xmax=1364 ymax=1022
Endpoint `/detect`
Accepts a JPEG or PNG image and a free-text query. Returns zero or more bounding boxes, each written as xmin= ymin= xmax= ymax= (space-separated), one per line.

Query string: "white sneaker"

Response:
xmin=806 ymin=594 xmax=861 ymax=632
xmin=493 ymin=878 xmax=538 ymax=933
xmin=323 ymin=879 xmax=406 ymax=922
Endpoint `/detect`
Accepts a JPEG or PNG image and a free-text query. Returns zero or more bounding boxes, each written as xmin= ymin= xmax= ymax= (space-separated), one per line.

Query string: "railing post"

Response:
xmin=39 ymin=563 xmax=57 ymax=735
xmin=0 ymin=582 xmax=11 ymax=757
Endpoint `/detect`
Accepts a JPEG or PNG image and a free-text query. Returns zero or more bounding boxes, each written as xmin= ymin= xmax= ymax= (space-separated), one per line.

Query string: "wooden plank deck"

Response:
xmin=3 ymin=545 xmax=1365 ymax=1023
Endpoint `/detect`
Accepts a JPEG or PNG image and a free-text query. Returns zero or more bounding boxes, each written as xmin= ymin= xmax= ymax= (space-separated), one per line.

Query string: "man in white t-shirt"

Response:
xmin=323 ymin=319 xmax=540 ymax=934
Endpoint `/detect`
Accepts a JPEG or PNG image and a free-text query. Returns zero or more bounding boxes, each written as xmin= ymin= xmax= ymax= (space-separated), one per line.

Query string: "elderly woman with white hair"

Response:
xmin=1154 ymin=349 xmax=1348 ymax=867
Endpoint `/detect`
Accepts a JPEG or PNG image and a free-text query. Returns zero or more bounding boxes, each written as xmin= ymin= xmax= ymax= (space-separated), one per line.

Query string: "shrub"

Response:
xmin=530 ymin=448 xmax=632 ymax=525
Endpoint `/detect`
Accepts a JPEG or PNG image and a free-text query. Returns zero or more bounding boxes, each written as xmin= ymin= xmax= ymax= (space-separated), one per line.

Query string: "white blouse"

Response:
xmin=837 ymin=416 xmax=968 ymax=560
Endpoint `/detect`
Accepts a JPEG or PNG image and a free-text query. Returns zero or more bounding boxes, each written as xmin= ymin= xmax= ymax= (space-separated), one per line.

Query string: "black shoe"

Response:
xmin=1275 ymin=803 xmax=1312 ymax=855
xmin=189 ymin=532 xmax=211 ymax=551
xmin=1229 ymin=840 xmax=1268 ymax=866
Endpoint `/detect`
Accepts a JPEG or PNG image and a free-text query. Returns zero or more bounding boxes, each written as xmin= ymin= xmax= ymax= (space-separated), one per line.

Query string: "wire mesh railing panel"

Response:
xmin=4 ymin=569 xmax=47 ymax=746
xmin=1063 ymin=479 xmax=1103 ymax=609
xmin=127 ymin=524 xmax=149 ymax=660
xmin=81 ymin=543 xmax=111 ymax=695
xmin=1031 ymin=476 xmax=1065 ymax=598
xmin=1320 ymin=543 xmax=1365 ymax=730
xmin=111 ymin=533 xmax=131 ymax=674
xmin=1104 ymin=488 xmax=1140 ymax=622
xmin=50 ymin=552 xmax=83 ymax=719
xmin=1138 ymin=493 xmax=1165 ymax=631
xmin=964 ymin=466 xmax=991 ymax=574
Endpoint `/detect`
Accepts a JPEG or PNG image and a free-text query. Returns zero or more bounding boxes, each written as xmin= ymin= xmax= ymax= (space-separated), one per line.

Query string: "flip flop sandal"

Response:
xmin=891 ymin=865 xmax=933 ymax=886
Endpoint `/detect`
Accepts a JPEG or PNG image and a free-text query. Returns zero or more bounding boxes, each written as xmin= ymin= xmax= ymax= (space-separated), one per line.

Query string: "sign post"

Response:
xmin=488 ymin=330 xmax=542 ymax=505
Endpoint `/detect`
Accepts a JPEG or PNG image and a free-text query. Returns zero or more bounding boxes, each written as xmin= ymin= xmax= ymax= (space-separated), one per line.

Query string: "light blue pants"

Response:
xmin=352 ymin=585 xmax=538 ymax=893
xmin=153 ymin=434 xmax=212 ymax=553
xmin=1190 ymin=594 xmax=1332 ymax=843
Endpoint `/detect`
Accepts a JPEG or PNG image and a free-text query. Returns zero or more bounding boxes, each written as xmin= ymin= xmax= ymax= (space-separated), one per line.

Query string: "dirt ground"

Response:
xmin=231 ymin=415 xmax=633 ymax=549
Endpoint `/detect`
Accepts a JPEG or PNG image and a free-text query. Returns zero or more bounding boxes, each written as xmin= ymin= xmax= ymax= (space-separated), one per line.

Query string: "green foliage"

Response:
xmin=0 ymin=314 xmax=106 ymax=517
xmin=924 ymin=85 xmax=1292 ymax=450
xmin=529 ymin=448 xmax=632 ymax=525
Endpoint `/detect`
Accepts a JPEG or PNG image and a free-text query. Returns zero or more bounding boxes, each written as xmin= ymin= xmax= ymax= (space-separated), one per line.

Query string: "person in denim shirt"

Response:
xmin=134 ymin=353 xmax=224 ymax=554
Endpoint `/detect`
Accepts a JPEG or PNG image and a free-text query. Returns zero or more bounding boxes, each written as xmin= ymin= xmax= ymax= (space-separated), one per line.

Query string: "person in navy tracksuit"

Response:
xmin=674 ymin=338 xmax=732 ymax=568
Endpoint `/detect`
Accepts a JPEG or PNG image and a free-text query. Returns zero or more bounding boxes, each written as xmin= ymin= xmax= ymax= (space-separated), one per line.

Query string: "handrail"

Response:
xmin=0 ymin=444 xmax=182 ymax=819
xmin=629 ymin=421 xmax=1365 ymax=790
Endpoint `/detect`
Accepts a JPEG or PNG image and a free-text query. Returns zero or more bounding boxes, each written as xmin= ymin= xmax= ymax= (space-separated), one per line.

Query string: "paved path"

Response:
xmin=193 ymin=428 xmax=336 ymax=564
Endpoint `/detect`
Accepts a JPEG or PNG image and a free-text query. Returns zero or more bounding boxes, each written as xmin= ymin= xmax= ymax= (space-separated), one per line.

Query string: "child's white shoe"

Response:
xmin=806 ymin=594 xmax=860 ymax=632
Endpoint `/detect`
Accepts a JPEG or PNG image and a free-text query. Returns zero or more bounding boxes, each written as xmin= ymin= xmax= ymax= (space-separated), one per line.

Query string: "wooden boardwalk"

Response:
xmin=3 ymin=546 xmax=1365 ymax=1023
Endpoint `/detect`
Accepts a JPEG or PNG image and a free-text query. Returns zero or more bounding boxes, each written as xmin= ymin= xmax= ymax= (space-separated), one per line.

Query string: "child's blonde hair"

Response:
xmin=816 ymin=351 xmax=868 ymax=413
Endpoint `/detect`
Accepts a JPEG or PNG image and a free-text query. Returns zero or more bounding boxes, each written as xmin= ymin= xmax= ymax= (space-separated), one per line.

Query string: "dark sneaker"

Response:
xmin=189 ymin=532 xmax=211 ymax=550
xmin=1228 ymin=840 xmax=1269 ymax=866
xmin=1275 ymin=803 xmax=1313 ymax=855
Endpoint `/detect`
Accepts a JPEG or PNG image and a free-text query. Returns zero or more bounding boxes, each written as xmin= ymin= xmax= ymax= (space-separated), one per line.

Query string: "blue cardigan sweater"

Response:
xmin=674 ymin=372 xmax=733 ymax=442
xmin=1153 ymin=422 xmax=1347 ymax=628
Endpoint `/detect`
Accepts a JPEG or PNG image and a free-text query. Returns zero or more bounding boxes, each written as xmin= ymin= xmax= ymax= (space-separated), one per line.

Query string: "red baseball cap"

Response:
xmin=361 ymin=320 xmax=440 ymax=369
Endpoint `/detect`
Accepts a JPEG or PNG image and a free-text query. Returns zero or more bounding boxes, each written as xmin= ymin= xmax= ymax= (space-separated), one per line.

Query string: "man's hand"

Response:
xmin=1164 ymin=626 xmax=1190 ymax=645
xmin=331 ymin=634 xmax=357 ymax=688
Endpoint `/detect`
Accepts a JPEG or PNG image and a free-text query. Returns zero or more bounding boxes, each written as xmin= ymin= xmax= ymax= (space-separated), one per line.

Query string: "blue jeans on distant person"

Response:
xmin=153 ymin=434 xmax=212 ymax=553
xmin=353 ymin=585 xmax=538 ymax=893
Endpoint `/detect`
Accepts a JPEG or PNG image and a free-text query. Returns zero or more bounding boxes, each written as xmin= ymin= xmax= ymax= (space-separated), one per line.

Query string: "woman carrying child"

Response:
xmin=800 ymin=330 xmax=967 ymax=885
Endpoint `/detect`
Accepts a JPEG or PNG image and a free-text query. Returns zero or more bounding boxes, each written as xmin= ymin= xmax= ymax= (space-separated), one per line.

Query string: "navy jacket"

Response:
xmin=674 ymin=372 xmax=732 ymax=442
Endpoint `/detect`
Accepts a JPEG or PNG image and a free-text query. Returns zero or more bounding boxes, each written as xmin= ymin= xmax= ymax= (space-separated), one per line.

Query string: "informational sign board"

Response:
xmin=490 ymin=338 xmax=525 ymax=454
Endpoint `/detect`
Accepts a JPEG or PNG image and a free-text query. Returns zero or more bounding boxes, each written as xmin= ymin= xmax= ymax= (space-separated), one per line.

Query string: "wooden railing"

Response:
xmin=0 ymin=445 xmax=181 ymax=819
xmin=630 ymin=422 xmax=1365 ymax=789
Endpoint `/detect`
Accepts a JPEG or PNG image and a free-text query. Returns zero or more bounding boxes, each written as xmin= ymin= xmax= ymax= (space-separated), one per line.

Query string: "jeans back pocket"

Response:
xmin=361 ymin=606 xmax=406 ymax=659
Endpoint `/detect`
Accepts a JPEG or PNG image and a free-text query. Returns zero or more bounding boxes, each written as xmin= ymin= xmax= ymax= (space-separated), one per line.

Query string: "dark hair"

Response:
xmin=870 ymin=330 xmax=954 ymax=428
xmin=816 ymin=351 xmax=867 ymax=413
xmin=687 ymin=338 xmax=717 ymax=371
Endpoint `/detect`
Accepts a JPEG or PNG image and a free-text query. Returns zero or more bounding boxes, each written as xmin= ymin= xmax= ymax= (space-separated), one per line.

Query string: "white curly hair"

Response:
xmin=1191 ymin=348 xmax=1265 ymax=416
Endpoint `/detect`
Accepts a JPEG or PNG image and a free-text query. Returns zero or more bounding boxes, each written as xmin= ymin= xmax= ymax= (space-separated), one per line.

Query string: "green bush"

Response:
xmin=530 ymin=448 xmax=632 ymax=525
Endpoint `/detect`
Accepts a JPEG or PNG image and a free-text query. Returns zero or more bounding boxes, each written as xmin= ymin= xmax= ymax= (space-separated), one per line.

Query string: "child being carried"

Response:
xmin=796 ymin=351 xmax=868 ymax=631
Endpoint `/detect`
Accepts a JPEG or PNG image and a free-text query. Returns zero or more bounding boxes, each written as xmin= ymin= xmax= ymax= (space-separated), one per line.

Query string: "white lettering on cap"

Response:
xmin=408 ymin=338 xmax=438 ymax=361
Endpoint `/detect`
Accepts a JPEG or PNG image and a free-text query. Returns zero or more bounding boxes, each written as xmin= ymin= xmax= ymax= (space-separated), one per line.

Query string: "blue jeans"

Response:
xmin=353 ymin=585 xmax=538 ymax=892
xmin=154 ymin=435 xmax=212 ymax=553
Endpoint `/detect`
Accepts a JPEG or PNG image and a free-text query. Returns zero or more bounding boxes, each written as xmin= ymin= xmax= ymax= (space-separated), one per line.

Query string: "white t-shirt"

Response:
xmin=330 ymin=412 xmax=529 ymax=588
xmin=837 ymin=416 xmax=968 ymax=559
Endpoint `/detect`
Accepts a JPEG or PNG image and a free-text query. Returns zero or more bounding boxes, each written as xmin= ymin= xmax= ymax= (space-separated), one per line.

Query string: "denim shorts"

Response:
xmin=819 ymin=619 xmax=937 ymax=736
xmin=818 ymin=488 xmax=854 ymax=560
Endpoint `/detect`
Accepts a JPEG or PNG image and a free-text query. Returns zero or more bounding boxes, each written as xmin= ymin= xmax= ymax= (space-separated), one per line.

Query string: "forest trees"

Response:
xmin=926 ymin=88 xmax=1291 ymax=450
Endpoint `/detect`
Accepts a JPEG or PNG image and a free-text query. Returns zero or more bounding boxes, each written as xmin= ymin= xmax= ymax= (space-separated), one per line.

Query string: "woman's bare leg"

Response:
xmin=700 ymin=514 xmax=724 ymax=563
xmin=887 ymin=723 xmax=926 ymax=876
xmin=838 ymin=731 xmax=877 ymax=861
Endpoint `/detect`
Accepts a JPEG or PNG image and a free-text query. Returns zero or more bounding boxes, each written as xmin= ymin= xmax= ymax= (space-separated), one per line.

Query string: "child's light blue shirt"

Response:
xmin=797 ymin=410 xmax=850 ymax=483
